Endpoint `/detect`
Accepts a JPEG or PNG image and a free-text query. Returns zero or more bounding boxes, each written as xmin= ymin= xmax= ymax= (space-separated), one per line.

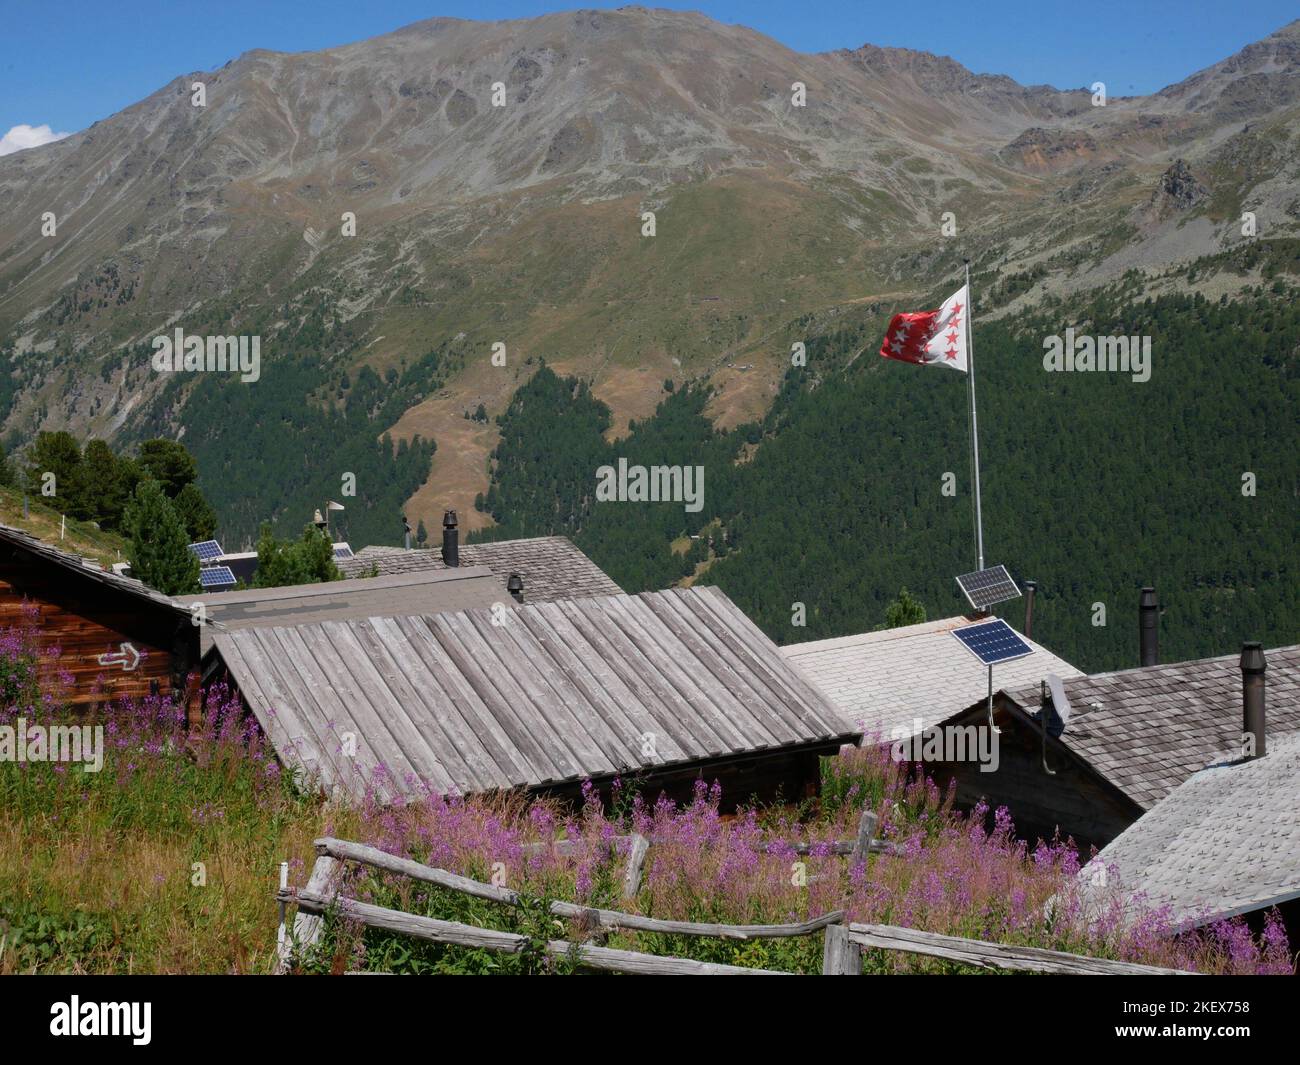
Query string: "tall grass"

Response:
xmin=1 ymin=610 xmax=1293 ymax=975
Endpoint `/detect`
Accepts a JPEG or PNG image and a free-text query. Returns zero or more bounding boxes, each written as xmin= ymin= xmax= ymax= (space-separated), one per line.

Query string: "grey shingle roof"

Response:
xmin=176 ymin=566 xmax=506 ymax=652
xmin=1081 ymin=732 xmax=1300 ymax=927
xmin=782 ymin=617 xmax=1082 ymax=740
xmin=336 ymin=536 xmax=623 ymax=603
xmin=1003 ymin=646 xmax=1300 ymax=810
xmin=0 ymin=521 xmax=187 ymax=617
xmin=210 ymin=586 xmax=858 ymax=802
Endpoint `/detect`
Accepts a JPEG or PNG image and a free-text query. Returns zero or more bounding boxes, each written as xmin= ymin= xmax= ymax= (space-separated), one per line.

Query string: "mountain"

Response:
xmin=1 ymin=8 xmax=1298 ymax=545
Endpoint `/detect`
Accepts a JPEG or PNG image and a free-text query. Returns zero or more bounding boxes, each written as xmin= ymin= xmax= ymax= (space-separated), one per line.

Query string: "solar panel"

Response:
xmin=188 ymin=539 xmax=225 ymax=562
xmin=333 ymin=543 xmax=354 ymax=560
xmin=198 ymin=565 xmax=237 ymax=590
xmin=951 ymin=619 xmax=1034 ymax=666
xmin=955 ymin=564 xmax=1021 ymax=610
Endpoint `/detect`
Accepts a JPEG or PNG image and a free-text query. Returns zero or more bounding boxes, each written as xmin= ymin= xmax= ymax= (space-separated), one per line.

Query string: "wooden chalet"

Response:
xmin=203 ymin=585 xmax=860 ymax=807
xmin=923 ymin=643 xmax=1300 ymax=851
xmin=0 ymin=523 xmax=198 ymax=712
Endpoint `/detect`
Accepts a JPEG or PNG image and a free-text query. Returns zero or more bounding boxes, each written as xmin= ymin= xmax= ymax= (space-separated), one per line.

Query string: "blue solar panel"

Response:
xmin=188 ymin=540 xmax=224 ymax=561
xmin=198 ymin=565 xmax=236 ymax=589
xmin=955 ymin=564 xmax=1020 ymax=610
xmin=951 ymin=619 xmax=1033 ymax=666
xmin=333 ymin=543 xmax=354 ymax=560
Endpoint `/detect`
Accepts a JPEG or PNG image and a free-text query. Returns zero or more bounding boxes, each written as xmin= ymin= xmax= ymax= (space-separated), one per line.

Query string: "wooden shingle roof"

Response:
xmin=336 ymin=536 xmax=623 ymax=603
xmin=209 ymin=586 xmax=857 ymax=801
xmin=1003 ymin=645 xmax=1300 ymax=810
xmin=0 ymin=521 xmax=188 ymax=617
xmin=1081 ymin=732 xmax=1300 ymax=926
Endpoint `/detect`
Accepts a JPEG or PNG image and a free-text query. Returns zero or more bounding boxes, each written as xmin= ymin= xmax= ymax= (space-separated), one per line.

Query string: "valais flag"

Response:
xmin=879 ymin=285 xmax=969 ymax=373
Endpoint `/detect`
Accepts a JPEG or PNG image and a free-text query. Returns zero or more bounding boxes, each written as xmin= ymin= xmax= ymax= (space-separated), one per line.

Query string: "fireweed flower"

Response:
xmin=1 ymin=603 xmax=1290 ymax=975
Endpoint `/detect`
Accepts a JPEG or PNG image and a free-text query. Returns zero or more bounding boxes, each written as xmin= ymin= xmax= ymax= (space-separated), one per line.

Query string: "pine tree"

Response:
xmin=81 ymin=439 xmax=126 ymax=529
xmin=253 ymin=524 xmax=341 ymax=588
xmin=885 ymin=589 xmax=927 ymax=629
xmin=137 ymin=439 xmax=198 ymax=498
xmin=123 ymin=479 xmax=200 ymax=595
xmin=173 ymin=481 xmax=218 ymax=541
xmin=0 ymin=442 xmax=14 ymax=488
xmin=416 ymin=518 xmax=428 ymax=546
xmin=25 ymin=431 xmax=87 ymax=516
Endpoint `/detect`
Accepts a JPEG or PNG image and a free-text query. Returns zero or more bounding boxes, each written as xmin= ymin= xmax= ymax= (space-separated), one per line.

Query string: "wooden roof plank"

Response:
xmin=462 ymin=608 xmax=622 ymax=778
xmin=390 ymin=615 xmax=534 ymax=789
xmin=686 ymin=587 xmax=852 ymax=738
xmin=366 ymin=616 xmax=509 ymax=794
xmin=550 ymin=597 xmax=720 ymax=759
xmin=425 ymin=612 xmax=569 ymax=783
xmin=640 ymin=590 xmax=795 ymax=747
xmin=512 ymin=603 xmax=663 ymax=767
xmin=599 ymin=593 xmax=756 ymax=753
xmin=346 ymin=617 xmax=481 ymax=795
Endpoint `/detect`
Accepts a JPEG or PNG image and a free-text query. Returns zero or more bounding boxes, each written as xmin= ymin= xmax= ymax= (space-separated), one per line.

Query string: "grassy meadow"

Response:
xmin=0 ymin=609 xmax=1292 ymax=975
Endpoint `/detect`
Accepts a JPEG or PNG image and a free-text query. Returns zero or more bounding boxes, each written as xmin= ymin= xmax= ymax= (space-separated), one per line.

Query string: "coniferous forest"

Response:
xmin=473 ymin=278 xmax=1299 ymax=675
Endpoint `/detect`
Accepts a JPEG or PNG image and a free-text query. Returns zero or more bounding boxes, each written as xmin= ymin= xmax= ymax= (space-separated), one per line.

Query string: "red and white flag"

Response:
xmin=879 ymin=285 xmax=969 ymax=373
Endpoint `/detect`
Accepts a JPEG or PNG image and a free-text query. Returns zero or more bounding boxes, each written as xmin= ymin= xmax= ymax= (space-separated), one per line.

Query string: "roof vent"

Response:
xmin=1240 ymin=642 xmax=1266 ymax=759
xmin=441 ymin=510 xmax=459 ymax=567
xmin=507 ymin=572 xmax=524 ymax=603
xmin=1139 ymin=587 xmax=1159 ymax=666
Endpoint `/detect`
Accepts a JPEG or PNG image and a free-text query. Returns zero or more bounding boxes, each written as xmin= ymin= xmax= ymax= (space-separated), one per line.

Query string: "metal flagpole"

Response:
xmin=963 ymin=259 xmax=985 ymax=571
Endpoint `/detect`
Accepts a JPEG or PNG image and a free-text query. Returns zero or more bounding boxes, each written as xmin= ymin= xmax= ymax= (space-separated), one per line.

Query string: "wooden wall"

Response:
xmin=535 ymin=745 xmax=831 ymax=812
xmin=927 ymin=701 xmax=1142 ymax=852
xmin=0 ymin=553 xmax=198 ymax=716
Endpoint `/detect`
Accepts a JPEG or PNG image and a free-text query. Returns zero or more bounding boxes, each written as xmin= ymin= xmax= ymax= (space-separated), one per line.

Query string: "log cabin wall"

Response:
xmin=926 ymin=701 xmax=1143 ymax=852
xmin=0 ymin=548 xmax=198 ymax=717
xmin=535 ymin=745 xmax=832 ymax=812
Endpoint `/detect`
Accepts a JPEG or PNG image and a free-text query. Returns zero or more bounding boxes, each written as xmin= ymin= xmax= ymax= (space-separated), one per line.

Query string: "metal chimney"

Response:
xmin=1139 ymin=587 xmax=1159 ymax=666
xmin=441 ymin=510 xmax=459 ymax=567
xmin=507 ymin=572 xmax=524 ymax=603
xmin=1023 ymin=580 xmax=1037 ymax=640
xmin=1241 ymin=642 xmax=1266 ymax=759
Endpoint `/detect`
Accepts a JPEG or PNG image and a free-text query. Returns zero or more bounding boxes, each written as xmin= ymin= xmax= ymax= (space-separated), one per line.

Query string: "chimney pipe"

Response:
xmin=507 ymin=572 xmax=524 ymax=603
xmin=1241 ymin=642 xmax=1266 ymax=759
xmin=441 ymin=510 xmax=459 ymax=567
xmin=1139 ymin=587 xmax=1159 ymax=667
xmin=1023 ymin=581 xmax=1037 ymax=639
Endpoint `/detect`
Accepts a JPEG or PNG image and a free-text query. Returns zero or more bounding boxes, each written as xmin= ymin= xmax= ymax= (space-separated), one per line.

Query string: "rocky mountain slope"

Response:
xmin=1 ymin=7 xmax=1296 ymax=539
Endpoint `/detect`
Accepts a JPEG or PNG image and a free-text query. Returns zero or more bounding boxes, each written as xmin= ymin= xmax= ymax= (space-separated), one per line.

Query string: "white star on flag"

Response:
xmin=916 ymin=285 xmax=968 ymax=372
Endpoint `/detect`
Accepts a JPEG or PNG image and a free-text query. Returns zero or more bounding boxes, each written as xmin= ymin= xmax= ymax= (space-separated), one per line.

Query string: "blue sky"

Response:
xmin=2 ymin=1 xmax=1296 ymax=141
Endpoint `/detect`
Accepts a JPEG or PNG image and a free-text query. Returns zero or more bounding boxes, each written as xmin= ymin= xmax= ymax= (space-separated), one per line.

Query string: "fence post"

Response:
xmin=822 ymin=922 xmax=861 ymax=975
xmin=849 ymin=810 xmax=878 ymax=868
xmin=277 ymin=861 xmax=289 ymax=953
xmin=276 ymin=854 xmax=339 ymax=974
xmin=622 ymin=833 xmax=649 ymax=901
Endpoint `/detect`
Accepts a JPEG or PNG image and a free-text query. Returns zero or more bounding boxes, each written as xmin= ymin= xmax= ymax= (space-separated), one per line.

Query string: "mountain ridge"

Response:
xmin=1 ymin=7 xmax=1296 ymax=540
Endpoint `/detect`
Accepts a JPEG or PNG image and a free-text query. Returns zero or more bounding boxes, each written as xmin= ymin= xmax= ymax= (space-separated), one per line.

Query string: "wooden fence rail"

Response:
xmin=285 ymin=887 xmax=787 ymax=975
xmin=275 ymin=824 xmax=1195 ymax=977
xmin=846 ymin=924 xmax=1196 ymax=976
xmin=518 ymin=811 xmax=895 ymax=898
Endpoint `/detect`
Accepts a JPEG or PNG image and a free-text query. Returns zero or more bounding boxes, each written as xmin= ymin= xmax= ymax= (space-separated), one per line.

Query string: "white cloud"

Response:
xmin=0 ymin=123 xmax=72 ymax=157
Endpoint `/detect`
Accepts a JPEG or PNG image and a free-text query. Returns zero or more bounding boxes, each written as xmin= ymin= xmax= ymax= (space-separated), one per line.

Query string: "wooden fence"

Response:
xmin=275 ymin=819 xmax=1195 ymax=976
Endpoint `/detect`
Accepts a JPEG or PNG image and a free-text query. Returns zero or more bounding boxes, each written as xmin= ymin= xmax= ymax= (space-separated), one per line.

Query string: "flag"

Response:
xmin=879 ymin=285 xmax=969 ymax=373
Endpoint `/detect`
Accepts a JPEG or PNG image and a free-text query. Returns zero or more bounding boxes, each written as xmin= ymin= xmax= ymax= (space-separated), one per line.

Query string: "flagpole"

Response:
xmin=963 ymin=258 xmax=985 ymax=572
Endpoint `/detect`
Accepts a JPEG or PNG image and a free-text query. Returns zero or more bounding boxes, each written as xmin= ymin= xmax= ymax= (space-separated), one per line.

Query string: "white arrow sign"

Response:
xmin=97 ymin=642 xmax=141 ymax=672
